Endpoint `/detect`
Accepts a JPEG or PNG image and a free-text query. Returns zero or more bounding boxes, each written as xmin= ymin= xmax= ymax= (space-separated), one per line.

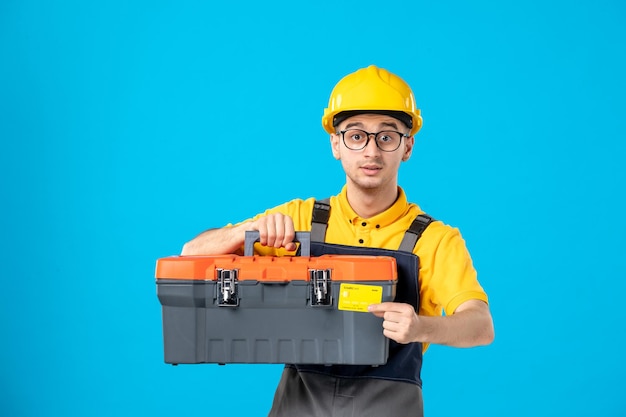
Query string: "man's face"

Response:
xmin=330 ymin=113 xmax=414 ymax=193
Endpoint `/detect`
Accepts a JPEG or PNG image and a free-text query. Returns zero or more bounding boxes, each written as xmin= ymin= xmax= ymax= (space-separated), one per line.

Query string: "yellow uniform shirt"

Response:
xmin=239 ymin=186 xmax=488 ymax=321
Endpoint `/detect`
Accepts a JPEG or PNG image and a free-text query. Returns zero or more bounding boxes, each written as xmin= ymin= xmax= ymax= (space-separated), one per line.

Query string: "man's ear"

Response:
xmin=402 ymin=135 xmax=415 ymax=161
xmin=330 ymin=134 xmax=341 ymax=160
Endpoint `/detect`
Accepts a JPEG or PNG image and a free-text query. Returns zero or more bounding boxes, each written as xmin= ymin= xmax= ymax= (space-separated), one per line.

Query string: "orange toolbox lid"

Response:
xmin=155 ymin=254 xmax=397 ymax=283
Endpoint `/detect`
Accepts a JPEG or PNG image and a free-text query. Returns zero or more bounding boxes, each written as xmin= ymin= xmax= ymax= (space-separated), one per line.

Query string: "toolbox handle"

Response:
xmin=244 ymin=231 xmax=311 ymax=257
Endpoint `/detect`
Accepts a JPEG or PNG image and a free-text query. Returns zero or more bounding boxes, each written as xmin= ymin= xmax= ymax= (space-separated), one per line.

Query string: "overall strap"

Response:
xmin=311 ymin=198 xmax=331 ymax=242
xmin=311 ymin=199 xmax=434 ymax=252
xmin=398 ymin=214 xmax=435 ymax=253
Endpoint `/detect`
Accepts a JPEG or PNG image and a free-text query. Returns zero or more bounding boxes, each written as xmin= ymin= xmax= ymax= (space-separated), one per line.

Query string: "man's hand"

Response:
xmin=368 ymin=300 xmax=494 ymax=347
xmin=250 ymin=213 xmax=297 ymax=251
xmin=368 ymin=302 xmax=423 ymax=344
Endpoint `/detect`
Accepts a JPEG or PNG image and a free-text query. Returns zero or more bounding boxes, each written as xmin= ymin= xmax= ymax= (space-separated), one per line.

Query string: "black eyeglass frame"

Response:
xmin=338 ymin=129 xmax=409 ymax=152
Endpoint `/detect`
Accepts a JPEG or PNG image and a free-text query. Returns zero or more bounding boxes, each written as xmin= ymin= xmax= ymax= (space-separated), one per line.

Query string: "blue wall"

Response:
xmin=1 ymin=1 xmax=625 ymax=416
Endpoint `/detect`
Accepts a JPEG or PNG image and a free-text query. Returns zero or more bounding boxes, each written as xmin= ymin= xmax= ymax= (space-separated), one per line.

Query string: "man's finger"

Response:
xmin=367 ymin=302 xmax=396 ymax=313
xmin=281 ymin=216 xmax=296 ymax=250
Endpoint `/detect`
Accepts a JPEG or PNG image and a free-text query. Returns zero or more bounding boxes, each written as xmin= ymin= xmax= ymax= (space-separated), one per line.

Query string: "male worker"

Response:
xmin=181 ymin=65 xmax=494 ymax=416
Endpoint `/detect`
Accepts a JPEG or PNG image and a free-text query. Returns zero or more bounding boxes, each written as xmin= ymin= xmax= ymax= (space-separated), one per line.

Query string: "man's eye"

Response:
xmin=346 ymin=130 xmax=367 ymax=141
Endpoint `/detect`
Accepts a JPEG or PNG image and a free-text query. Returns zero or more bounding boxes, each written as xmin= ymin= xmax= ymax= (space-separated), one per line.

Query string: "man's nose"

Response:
xmin=364 ymin=134 xmax=381 ymax=155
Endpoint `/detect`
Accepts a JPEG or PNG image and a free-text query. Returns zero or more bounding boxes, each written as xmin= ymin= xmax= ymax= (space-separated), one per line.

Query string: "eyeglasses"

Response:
xmin=339 ymin=129 xmax=408 ymax=152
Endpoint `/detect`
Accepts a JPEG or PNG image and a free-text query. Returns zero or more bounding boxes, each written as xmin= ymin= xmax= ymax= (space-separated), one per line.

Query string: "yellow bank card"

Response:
xmin=337 ymin=283 xmax=383 ymax=312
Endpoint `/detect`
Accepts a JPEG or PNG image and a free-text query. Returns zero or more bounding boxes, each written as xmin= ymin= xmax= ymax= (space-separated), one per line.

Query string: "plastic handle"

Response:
xmin=244 ymin=231 xmax=311 ymax=257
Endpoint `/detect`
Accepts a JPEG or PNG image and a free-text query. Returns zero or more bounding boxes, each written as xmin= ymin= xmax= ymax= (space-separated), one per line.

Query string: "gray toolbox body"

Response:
xmin=156 ymin=232 xmax=397 ymax=365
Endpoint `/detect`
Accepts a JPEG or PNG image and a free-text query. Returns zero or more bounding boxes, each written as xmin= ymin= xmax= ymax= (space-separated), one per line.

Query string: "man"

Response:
xmin=182 ymin=65 xmax=494 ymax=416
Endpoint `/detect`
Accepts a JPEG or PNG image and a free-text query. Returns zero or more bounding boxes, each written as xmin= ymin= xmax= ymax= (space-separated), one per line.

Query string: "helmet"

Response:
xmin=322 ymin=65 xmax=422 ymax=136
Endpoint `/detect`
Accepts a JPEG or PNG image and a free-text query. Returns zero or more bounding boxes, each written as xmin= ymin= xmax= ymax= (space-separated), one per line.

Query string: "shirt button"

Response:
xmin=376 ymin=224 xmax=380 ymax=229
xmin=359 ymin=239 xmax=364 ymax=244
xmin=361 ymin=222 xmax=367 ymax=227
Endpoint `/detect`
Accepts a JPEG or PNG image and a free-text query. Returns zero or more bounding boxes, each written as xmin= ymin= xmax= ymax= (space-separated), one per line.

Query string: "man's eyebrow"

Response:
xmin=343 ymin=121 xmax=400 ymax=130
xmin=380 ymin=121 xmax=399 ymax=130
xmin=344 ymin=122 xmax=365 ymax=129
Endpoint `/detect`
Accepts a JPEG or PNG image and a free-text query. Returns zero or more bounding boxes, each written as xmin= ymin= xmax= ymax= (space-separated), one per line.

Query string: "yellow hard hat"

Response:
xmin=322 ymin=65 xmax=422 ymax=136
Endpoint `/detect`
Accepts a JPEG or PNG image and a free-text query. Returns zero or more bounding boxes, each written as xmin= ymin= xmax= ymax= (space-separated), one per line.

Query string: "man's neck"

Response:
xmin=345 ymin=185 xmax=399 ymax=219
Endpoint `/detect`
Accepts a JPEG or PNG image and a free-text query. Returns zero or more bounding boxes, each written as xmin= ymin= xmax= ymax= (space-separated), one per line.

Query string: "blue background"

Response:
xmin=1 ymin=0 xmax=625 ymax=416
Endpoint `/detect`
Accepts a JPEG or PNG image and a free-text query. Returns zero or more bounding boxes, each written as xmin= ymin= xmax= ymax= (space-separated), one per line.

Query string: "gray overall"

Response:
xmin=268 ymin=200 xmax=434 ymax=417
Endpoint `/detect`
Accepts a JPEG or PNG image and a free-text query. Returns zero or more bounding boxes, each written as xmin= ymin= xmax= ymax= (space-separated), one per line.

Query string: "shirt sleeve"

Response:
xmin=417 ymin=226 xmax=488 ymax=317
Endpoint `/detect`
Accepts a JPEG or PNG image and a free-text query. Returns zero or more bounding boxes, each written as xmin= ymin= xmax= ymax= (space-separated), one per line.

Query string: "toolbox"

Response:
xmin=156 ymin=232 xmax=398 ymax=365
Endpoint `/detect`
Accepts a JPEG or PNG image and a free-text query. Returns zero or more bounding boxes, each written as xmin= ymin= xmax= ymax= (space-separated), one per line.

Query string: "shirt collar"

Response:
xmin=336 ymin=185 xmax=411 ymax=228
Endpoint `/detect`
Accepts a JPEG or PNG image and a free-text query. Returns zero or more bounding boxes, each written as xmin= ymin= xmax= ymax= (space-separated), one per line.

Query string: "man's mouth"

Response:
xmin=361 ymin=165 xmax=382 ymax=175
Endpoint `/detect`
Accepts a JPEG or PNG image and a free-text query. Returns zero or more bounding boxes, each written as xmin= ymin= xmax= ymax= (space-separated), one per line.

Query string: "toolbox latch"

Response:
xmin=216 ymin=268 xmax=239 ymax=307
xmin=309 ymin=269 xmax=332 ymax=306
